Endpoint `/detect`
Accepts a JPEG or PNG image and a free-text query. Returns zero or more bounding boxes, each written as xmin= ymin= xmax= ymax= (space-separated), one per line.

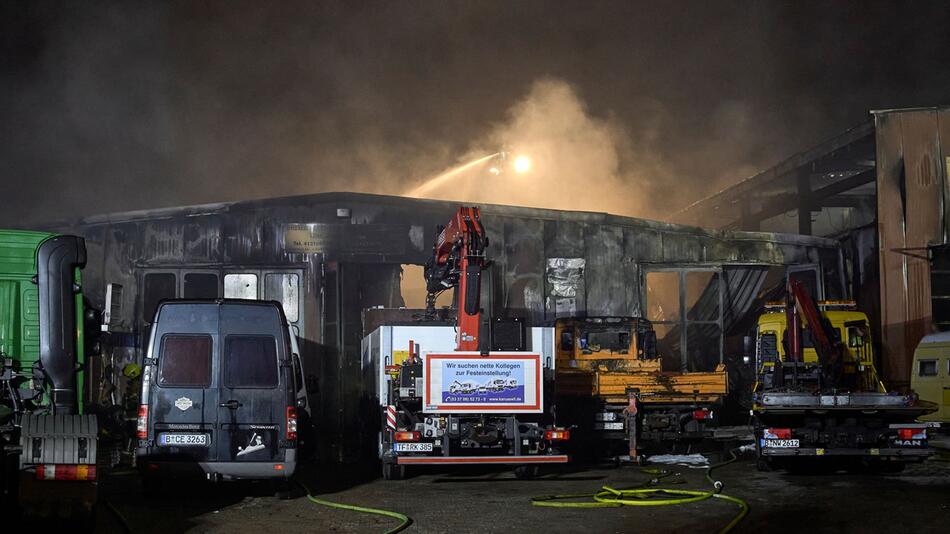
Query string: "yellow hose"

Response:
xmin=298 ymin=482 xmax=413 ymax=534
xmin=531 ymin=449 xmax=750 ymax=534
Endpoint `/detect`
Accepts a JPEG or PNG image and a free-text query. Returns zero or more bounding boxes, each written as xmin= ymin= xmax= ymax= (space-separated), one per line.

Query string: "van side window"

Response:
xmin=225 ymin=335 xmax=278 ymax=388
xmin=292 ymin=354 xmax=304 ymax=392
xmin=918 ymin=359 xmax=937 ymax=377
xmin=159 ymin=335 xmax=212 ymax=387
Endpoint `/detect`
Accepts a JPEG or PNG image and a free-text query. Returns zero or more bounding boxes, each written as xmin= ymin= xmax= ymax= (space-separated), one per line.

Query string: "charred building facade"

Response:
xmin=676 ymin=105 xmax=950 ymax=388
xmin=52 ymin=192 xmax=842 ymax=461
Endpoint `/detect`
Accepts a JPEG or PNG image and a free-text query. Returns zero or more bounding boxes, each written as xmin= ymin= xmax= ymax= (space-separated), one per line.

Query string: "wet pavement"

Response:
xmin=92 ymin=447 xmax=950 ymax=533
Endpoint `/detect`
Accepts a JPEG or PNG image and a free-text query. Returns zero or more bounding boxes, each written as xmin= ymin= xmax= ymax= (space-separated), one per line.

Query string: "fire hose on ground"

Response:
xmin=298 ymin=481 xmax=413 ymax=534
xmin=530 ymin=448 xmax=750 ymax=534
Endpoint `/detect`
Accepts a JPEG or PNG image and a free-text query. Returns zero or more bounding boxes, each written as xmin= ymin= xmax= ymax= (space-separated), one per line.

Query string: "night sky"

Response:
xmin=2 ymin=1 xmax=949 ymax=226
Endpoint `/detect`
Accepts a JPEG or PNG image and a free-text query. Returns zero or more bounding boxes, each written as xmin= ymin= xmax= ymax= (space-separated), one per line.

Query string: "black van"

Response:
xmin=136 ymin=300 xmax=308 ymax=483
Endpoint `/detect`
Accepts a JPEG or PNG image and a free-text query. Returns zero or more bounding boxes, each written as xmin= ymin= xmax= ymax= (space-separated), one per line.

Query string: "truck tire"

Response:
xmin=514 ymin=465 xmax=539 ymax=479
xmin=382 ymin=462 xmax=405 ymax=480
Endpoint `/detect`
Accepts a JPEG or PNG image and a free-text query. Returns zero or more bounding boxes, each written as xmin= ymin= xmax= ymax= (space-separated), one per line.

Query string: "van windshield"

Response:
xmin=225 ymin=335 xmax=279 ymax=388
xmin=159 ymin=335 xmax=213 ymax=387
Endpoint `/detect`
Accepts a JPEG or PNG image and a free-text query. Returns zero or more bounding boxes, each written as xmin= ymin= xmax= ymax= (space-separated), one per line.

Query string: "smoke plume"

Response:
xmin=406 ymin=79 xmax=670 ymax=218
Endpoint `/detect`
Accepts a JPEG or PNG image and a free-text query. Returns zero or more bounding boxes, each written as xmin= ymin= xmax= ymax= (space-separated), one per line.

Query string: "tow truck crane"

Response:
xmin=362 ymin=207 xmax=568 ymax=480
xmin=751 ymin=279 xmax=937 ymax=471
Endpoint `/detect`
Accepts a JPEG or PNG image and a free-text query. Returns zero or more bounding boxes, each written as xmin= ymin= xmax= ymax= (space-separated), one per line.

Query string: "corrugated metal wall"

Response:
xmin=875 ymin=108 xmax=950 ymax=387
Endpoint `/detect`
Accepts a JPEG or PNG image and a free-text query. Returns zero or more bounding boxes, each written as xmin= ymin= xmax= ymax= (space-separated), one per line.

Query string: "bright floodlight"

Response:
xmin=513 ymin=155 xmax=532 ymax=174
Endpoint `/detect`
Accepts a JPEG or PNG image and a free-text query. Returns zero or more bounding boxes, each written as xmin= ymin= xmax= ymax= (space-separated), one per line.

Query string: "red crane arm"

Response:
xmin=424 ymin=207 xmax=487 ymax=351
xmin=786 ymin=278 xmax=844 ymax=386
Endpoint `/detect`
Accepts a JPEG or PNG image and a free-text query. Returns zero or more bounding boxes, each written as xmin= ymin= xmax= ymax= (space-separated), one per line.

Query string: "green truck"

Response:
xmin=0 ymin=229 xmax=98 ymax=518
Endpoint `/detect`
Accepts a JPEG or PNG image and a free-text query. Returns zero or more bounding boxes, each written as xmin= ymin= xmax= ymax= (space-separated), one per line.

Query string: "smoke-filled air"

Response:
xmin=406 ymin=79 xmax=664 ymax=217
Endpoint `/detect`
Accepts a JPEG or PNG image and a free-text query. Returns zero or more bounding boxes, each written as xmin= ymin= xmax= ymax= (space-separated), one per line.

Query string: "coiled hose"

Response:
xmin=531 ymin=448 xmax=749 ymax=534
xmin=298 ymin=481 xmax=413 ymax=534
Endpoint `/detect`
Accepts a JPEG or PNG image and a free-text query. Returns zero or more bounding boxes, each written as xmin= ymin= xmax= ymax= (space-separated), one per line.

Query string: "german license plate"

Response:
xmin=598 ymin=422 xmax=624 ymax=430
xmin=764 ymin=439 xmax=799 ymax=448
xmin=394 ymin=442 xmax=433 ymax=452
xmin=160 ymin=433 xmax=210 ymax=446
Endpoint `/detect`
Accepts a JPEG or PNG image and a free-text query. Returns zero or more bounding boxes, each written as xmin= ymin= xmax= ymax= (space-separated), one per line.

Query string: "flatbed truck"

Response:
xmin=751 ymin=280 xmax=937 ymax=471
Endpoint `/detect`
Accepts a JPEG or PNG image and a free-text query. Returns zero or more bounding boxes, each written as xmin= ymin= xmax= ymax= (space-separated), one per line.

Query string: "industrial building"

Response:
xmin=51 ymin=192 xmax=841 ymax=462
xmin=676 ymin=105 xmax=950 ymax=388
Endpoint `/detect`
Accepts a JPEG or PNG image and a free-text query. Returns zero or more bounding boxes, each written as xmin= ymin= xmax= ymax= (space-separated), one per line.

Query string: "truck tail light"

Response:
xmin=544 ymin=429 xmax=571 ymax=441
xmin=137 ymin=405 xmax=149 ymax=439
xmin=897 ymin=428 xmax=926 ymax=440
xmin=286 ymin=407 xmax=298 ymax=440
xmin=693 ymin=408 xmax=713 ymax=420
xmin=36 ymin=464 xmax=97 ymax=481
xmin=764 ymin=428 xmax=791 ymax=439
xmin=394 ymin=431 xmax=420 ymax=442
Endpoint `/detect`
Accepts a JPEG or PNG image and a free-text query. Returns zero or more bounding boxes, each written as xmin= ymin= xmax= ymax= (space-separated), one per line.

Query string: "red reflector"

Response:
xmin=286 ymin=406 xmax=298 ymax=441
xmin=137 ymin=405 xmax=149 ymax=439
xmin=897 ymin=428 xmax=926 ymax=440
xmin=764 ymin=428 xmax=792 ymax=439
xmin=35 ymin=464 xmax=97 ymax=481
xmin=693 ymin=409 xmax=713 ymax=420
xmin=273 ymin=464 xmax=284 ymax=471
xmin=394 ymin=431 xmax=420 ymax=442
xmin=544 ymin=429 xmax=571 ymax=441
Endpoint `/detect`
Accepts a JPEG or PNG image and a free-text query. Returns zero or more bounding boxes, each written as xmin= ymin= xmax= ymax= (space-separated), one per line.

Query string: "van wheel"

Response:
xmin=382 ymin=462 xmax=405 ymax=480
xmin=514 ymin=465 xmax=539 ymax=479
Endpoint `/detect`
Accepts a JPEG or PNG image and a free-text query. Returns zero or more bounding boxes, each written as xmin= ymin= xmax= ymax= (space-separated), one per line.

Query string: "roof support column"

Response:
xmin=796 ymin=167 xmax=812 ymax=235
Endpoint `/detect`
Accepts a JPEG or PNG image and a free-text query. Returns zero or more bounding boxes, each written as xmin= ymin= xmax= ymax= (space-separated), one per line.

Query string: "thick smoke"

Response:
xmin=3 ymin=1 xmax=950 ymax=227
xmin=408 ymin=79 xmax=668 ymax=218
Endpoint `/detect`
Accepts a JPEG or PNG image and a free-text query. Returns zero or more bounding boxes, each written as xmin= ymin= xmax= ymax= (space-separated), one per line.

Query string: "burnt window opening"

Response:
xmin=264 ymin=273 xmax=299 ymax=322
xmin=224 ymin=273 xmax=258 ymax=300
xmin=144 ymin=273 xmax=176 ymax=323
xmin=400 ymin=264 xmax=452 ymax=309
xmin=645 ymin=269 xmax=723 ymax=372
xmin=184 ymin=273 xmax=218 ymax=299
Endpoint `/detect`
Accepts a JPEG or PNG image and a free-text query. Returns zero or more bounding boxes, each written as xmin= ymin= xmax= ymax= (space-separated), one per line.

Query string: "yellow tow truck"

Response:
xmin=751 ymin=280 xmax=937 ymax=471
xmin=555 ymin=317 xmax=728 ymax=461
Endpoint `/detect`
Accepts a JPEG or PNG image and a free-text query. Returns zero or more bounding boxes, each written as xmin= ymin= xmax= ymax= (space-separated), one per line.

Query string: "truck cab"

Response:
xmin=554 ymin=316 xmax=727 ymax=460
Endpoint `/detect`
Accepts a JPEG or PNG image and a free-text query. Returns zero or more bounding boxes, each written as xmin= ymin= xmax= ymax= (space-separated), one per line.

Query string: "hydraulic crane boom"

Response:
xmin=424 ymin=206 xmax=487 ymax=351
xmin=785 ymin=278 xmax=844 ymax=388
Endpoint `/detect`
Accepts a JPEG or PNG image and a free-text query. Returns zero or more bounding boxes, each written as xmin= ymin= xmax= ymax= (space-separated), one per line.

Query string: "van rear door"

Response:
xmin=151 ymin=304 xmax=219 ymax=462
xmin=215 ymin=303 xmax=292 ymax=463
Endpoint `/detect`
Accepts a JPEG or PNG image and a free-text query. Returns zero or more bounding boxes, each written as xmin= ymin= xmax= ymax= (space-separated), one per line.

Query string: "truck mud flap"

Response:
xmin=19 ymin=414 xmax=98 ymax=468
xmin=396 ymin=455 xmax=568 ymax=465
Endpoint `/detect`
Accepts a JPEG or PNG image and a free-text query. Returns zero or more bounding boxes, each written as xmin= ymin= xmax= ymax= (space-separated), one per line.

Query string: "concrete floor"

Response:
xmin=92 ymin=448 xmax=950 ymax=534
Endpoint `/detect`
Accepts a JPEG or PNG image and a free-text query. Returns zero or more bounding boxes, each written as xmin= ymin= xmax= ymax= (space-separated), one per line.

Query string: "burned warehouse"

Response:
xmin=47 ymin=192 xmax=846 ymax=462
